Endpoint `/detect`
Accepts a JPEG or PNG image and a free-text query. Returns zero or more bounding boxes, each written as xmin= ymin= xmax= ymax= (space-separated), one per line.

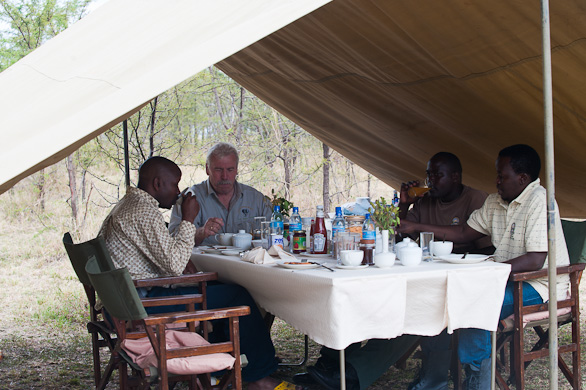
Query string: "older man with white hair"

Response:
xmin=169 ymin=142 xmax=272 ymax=246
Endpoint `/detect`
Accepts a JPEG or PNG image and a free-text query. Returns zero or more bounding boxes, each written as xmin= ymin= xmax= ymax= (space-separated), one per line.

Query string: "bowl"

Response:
xmin=375 ymin=251 xmax=396 ymax=268
xmin=400 ymin=246 xmax=422 ymax=267
xmin=431 ymin=241 xmax=453 ymax=257
xmin=251 ymin=239 xmax=264 ymax=248
xmin=340 ymin=250 xmax=364 ymax=266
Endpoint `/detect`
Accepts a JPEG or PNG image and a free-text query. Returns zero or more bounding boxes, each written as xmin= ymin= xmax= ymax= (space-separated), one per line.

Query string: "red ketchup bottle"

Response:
xmin=312 ymin=205 xmax=328 ymax=254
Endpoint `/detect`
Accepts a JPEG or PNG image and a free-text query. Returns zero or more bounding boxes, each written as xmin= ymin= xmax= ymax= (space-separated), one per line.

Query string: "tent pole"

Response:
xmin=540 ymin=1 xmax=558 ymax=390
xmin=123 ymin=120 xmax=130 ymax=187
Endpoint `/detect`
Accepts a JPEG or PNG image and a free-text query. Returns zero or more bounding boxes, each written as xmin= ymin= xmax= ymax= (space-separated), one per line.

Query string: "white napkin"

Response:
xmin=267 ymin=245 xmax=297 ymax=260
xmin=241 ymin=247 xmax=275 ymax=264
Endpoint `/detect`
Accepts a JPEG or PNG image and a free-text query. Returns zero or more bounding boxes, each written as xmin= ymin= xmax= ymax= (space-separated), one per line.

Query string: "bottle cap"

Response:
xmin=293 ymin=207 xmax=299 ymax=213
xmin=274 ymin=205 xmax=281 ymax=211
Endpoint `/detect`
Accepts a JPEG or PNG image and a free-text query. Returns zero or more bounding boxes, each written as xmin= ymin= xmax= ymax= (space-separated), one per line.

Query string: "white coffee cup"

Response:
xmin=431 ymin=241 xmax=453 ymax=257
xmin=340 ymin=250 xmax=364 ymax=266
xmin=215 ymin=233 xmax=234 ymax=246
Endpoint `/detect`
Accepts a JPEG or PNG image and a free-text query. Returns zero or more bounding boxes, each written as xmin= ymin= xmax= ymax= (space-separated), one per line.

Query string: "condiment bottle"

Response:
xmin=312 ymin=205 xmax=328 ymax=254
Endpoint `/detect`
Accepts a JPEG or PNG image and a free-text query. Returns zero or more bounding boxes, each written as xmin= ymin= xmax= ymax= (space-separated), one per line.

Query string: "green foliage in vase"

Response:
xmin=266 ymin=188 xmax=294 ymax=217
xmin=369 ymin=197 xmax=400 ymax=234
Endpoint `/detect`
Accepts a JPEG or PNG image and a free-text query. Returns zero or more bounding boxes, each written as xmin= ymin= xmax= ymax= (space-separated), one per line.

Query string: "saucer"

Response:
xmin=336 ymin=264 xmax=369 ymax=270
xmin=435 ymin=254 xmax=491 ymax=264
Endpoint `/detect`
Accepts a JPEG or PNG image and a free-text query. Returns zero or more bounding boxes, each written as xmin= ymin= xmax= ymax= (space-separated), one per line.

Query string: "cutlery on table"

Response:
xmin=307 ymin=261 xmax=335 ymax=272
xmin=461 ymin=252 xmax=469 ymax=259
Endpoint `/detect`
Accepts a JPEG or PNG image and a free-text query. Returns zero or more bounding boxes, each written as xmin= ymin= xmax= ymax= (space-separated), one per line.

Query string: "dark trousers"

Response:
xmin=142 ymin=282 xmax=278 ymax=382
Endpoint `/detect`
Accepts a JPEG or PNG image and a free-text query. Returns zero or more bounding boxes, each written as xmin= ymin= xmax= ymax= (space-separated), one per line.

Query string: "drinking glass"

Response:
xmin=420 ymin=232 xmax=434 ymax=262
xmin=253 ymin=216 xmax=266 ymax=240
xmin=260 ymin=221 xmax=271 ymax=249
xmin=408 ymin=178 xmax=432 ymax=198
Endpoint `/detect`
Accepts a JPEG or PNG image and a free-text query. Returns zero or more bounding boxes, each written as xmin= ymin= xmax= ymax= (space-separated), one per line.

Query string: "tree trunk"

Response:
xmin=36 ymin=169 xmax=45 ymax=211
xmin=367 ymin=173 xmax=372 ymax=199
xmin=322 ymin=143 xmax=330 ymax=213
xmin=149 ymin=96 xmax=158 ymax=158
xmin=66 ymin=154 xmax=78 ymax=225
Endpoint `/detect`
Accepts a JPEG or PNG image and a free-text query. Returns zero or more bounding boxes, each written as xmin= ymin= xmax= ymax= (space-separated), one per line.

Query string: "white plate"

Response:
xmin=435 ymin=254 xmax=491 ymax=264
xmin=221 ymin=249 xmax=242 ymax=256
xmin=336 ymin=264 xmax=369 ymax=270
xmin=275 ymin=261 xmax=320 ymax=270
xmin=298 ymin=252 xmax=333 ymax=259
xmin=201 ymin=245 xmax=237 ymax=254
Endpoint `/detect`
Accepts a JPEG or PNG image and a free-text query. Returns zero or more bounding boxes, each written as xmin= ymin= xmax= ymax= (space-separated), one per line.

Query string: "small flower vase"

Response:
xmin=374 ymin=229 xmax=396 ymax=268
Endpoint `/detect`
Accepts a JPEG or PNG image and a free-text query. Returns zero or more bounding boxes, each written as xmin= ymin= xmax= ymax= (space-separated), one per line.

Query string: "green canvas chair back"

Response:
xmin=86 ymin=257 xmax=147 ymax=321
xmin=561 ymin=219 xmax=586 ymax=265
xmin=63 ymin=232 xmax=116 ymax=286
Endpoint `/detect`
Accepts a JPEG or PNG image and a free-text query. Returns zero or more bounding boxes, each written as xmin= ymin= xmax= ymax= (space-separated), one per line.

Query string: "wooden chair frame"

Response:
xmin=495 ymin=263 xmax=584 ymax=390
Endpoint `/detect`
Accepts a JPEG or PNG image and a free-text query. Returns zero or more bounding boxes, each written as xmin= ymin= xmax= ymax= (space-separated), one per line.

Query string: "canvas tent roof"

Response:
xmin=1 ymin=0 xmax=585 ymax=217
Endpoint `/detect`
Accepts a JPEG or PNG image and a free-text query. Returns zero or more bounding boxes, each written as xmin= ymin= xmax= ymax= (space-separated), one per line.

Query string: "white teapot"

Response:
xmin=395 ymin=237 xmax=417 ymax=260
xmin=232 ymin=230 xmax=252 ymax=250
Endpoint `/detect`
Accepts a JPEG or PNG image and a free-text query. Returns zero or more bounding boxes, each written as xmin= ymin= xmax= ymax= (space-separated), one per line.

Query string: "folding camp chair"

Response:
xmin=64 ymin=232 xmax=226 ymax=389
xmin=495 ymin=219 xmax=586 ymax=390
xmin=85 ymin=257 xmax=250 ymax=390
xmin=63 ymin=232 xmax=121 ymax=389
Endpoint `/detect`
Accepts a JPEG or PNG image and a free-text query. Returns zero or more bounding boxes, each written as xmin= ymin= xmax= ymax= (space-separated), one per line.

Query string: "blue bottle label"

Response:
xmin=362 ymin=230 xmax=375 ymax=240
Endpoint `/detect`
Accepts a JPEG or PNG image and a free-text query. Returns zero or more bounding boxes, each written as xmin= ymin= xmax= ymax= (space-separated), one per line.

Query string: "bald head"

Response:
xmin=137 ymin=156 xmax=182 ymax=209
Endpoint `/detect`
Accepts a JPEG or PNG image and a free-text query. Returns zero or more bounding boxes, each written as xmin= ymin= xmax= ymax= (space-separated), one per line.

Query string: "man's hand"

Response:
xmin=195 ymin=217 xmax=225 ymax=245
xmin=181 ymin=193 xmax=200 ymax=223
xmin=397 ymin=219 xmax=418 ymax=235
xmin=183 ymin=260 xmax=198 ymax=274
xmin=400 ymin=180 xmax=420 ymax=205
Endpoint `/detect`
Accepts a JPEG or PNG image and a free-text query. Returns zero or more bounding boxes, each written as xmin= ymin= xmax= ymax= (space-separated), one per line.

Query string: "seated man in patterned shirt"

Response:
xmin=98 ymin=156 xmax=300 ymax=390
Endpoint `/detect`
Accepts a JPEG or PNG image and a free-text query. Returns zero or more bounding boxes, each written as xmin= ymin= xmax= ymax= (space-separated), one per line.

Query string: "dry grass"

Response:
xmin=0 ymin=244 xmax=584 ymax=389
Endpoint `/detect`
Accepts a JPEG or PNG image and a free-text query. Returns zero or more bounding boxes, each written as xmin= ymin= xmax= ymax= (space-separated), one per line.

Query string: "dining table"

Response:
xmin=190 ymin=249 xmax=511 ymax=389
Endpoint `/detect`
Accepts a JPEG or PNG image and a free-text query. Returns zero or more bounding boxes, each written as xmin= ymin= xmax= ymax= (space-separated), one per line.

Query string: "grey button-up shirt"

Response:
xmin=169 ymin=179 xmax=272 ymax=246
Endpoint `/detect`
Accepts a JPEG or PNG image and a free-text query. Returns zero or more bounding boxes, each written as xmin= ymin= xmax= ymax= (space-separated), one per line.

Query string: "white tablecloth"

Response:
xmin=191 ymin=252 xmax=511 ymax=350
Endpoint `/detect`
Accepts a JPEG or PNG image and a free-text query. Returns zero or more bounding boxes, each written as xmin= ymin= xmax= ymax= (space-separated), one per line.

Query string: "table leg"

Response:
xmin=339 ymin=349 xmax=346 ymax=390
xmin=491 ymin=330 xmax=496 ymax=390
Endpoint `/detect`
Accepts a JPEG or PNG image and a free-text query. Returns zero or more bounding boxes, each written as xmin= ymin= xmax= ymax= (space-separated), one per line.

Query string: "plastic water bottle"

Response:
xmin=392 ymin=190 xmax=399 ymax=207
xmin=270 ymin=205 xmax=284 ymax=248
xmin=288 ymin=207 xmax=302 ymax=253
xmin=332 ymin=207 xmax=346 ymax=239
xmin=362 ymin=213 xmax=376 ymax=242
xmin=332 ymin=206 xmax=346 ymax=258
xmin=289 ymin=207 xmax=302 ymax=232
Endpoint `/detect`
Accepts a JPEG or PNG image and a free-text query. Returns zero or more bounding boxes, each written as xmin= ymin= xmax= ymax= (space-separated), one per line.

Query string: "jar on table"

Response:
xmin=345 ymin=215 xmax=365 ymax=237
xmin=360 ymin=242 xmax=375 ymax=266
xmin=292 ymin=230 xmax=307 ymax=254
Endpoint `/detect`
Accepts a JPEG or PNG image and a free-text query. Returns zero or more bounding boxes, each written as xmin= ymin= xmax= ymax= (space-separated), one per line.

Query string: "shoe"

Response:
xmin=292 ymin=372 xmax=316 ymax=386
xmin=463 ymin=359 xmax=491 ymax=390
xmin=407 ymin=350 xmax=450 ymax=390
xmin=307 ymin=364 xmax=359 ymax=390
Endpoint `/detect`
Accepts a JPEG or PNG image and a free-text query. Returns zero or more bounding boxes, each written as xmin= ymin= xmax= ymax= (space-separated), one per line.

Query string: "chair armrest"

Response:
xmin=143 ymin=306 xmax=251 ymax=326
xmin=509 ymin=263 xmax=585 ymax=282
xmin=141 ymin=294 xmax=203 ymax=308
xmin=133 ymin=272 xmax=218 ymax=288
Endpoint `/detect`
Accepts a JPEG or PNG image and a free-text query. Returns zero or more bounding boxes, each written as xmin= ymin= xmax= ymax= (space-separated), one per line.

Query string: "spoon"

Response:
xmin=461 ymin=252 xmax=469 ymax=259
xmin=307 ymin=261 xmax=336 ymax=272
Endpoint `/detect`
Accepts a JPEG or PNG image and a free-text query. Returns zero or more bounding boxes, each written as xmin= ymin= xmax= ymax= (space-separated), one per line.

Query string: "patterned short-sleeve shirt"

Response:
xmin=98 ymin=187 xmax=196 ymax=279
xmin=467 ymin=179 xmax=569 ymax=300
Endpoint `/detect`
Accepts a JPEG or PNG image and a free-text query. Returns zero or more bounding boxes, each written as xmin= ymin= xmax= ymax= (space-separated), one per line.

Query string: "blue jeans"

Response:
xmin=458 ymin=281 xmax=543 ymax=367
xmin=140 ymin=281 xmax=278 ymax=382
